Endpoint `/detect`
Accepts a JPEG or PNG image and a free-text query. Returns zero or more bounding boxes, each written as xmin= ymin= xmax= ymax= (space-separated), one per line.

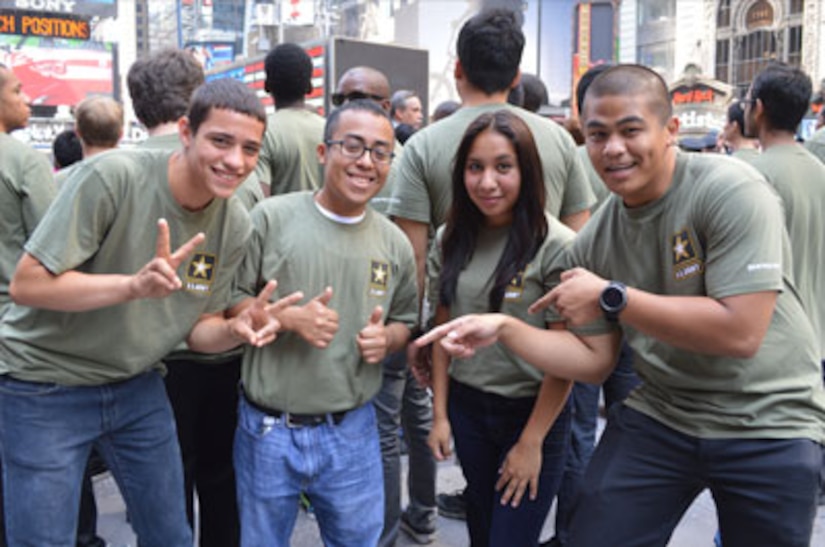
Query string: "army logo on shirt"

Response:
xmin=504 ymin=269 xmax=526 ymax=301
xmin=671 ymin=228 xmax=703 ymax=281
xmin=369 ymin=260 xmax=390 ymax=297
xmin=184 ymin=253 xmax=217 ymax=294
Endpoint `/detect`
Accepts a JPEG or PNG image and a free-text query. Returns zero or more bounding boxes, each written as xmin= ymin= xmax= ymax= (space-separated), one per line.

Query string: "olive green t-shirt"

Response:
xmin=427 ymin=214 xmax=575 ymax=398
xmin=369 ymin=139 xmax=404 ymax=217
xmin=804 ymin=126 xmax=825 ymax=165
xmin=578 ymin=144 xmax=609 ymax=213
xmin=137 ymin=132 xmax=264 ymax=211
xmin=234 ymin=192 xmax=419 ymax=413
xmin=569 ymin=152 xmax=825 ymax=442
xmin=0 ymin=149 xmax=252 ymax=385
xmin=388 ymin=103 xmax=594 ymax=226
xmin=745 ymin=144 xmax=825 ymax=359
xmin=0 ymin=134 xmax=56 ymax=317
xmin=731 ymin=147 xmax=760 ymax=162
xmin=254 ymin=108 xmax=325 ymax=196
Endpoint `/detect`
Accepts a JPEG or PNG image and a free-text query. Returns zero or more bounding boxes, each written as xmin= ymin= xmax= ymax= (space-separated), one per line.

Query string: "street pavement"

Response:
xmin=94 ymin=451 xmax=825 ymax=546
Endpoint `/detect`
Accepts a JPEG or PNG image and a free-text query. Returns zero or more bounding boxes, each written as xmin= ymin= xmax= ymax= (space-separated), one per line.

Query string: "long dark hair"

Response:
xmin=439 ymin=110 xmax=547 ymax=312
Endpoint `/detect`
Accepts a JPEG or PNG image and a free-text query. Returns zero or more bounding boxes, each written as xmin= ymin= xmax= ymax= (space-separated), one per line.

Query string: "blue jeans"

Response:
xmin=0 ymin=371 xmax=192 ymax=547
xmin=448 ymin=379 xmax=571 ymax=547
xmin=374 ymin=350 xmax=437 ymax=546
xmin=569 ymin=405 xmax=821 ymax=547
xmin=234 ymin=395 xmax=384 ymax=547
xmin=553 ymin=341 xmax=639 ymax=545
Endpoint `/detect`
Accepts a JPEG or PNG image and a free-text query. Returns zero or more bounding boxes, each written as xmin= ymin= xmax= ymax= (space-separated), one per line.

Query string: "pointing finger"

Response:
xmin=255 ymin=280 xmax=279 ymax=306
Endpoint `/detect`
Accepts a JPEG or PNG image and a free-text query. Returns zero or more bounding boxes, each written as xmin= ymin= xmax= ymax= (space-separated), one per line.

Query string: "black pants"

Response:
xmin=164 ymin=355 xmax=241 ymax=547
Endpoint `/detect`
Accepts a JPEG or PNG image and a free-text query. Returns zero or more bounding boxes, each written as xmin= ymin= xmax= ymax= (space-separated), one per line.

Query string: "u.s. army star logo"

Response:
xmin=671 ymin=228 xmax=703 ymax=281
xmin=369 ymin=260 xmax=390 ymax=296
xmin=184 ymin=253 xmax=217 ymax=294
xmin=504 ymin=269 xmax=526 ymax=301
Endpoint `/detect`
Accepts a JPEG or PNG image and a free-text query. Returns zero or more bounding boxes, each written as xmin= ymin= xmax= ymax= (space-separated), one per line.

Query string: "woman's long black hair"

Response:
xmin=439 ymin=110 xmax=548 ymax=312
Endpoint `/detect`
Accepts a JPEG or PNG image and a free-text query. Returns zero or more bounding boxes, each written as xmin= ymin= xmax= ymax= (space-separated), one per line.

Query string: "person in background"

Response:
xmin=804 ymin=106 xmax=825 ymax=164
xmin=742 ymin=62 xmax=825 ymax=509
xmin=0 ymin=61 xmax=57 ymax=547
xmin=431 ymin=100 xmax=460 ymax=123
xmin=255 ymin=42 xmax=325 ymax=197
xmin=54 ymin=96 xmax=123 ymax=186
xmin=718 ymin=101 xmax=760 ymax=160
xmin=428 ymin=110 xmax=573 ymax=547
xmin=390 ymin=89 xmax=424 ymax=130
xmin=52 ymin=128 xmax=83 ymax=170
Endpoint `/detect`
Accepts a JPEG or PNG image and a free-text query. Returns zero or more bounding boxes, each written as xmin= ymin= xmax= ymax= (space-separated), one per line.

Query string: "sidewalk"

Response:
xmin=94 ymin=454 xmax=825 ymax=546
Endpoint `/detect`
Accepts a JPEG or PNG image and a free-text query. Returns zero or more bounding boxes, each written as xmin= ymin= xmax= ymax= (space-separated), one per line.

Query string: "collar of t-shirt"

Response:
xmin=314 ymin=199 xmax=366 ymax=225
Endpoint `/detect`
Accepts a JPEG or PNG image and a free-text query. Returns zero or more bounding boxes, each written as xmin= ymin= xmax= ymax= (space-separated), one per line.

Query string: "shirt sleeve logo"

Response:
xmin=184 ymin=253 xmax=217 ymax=294
xmin=369 ymin=259 xmax=390 ymax=297
xmin=672 ymin=228 xmax=703 ymax=281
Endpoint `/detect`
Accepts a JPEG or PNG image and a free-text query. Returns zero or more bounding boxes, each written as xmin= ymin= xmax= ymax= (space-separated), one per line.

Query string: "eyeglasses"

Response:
xmin=326 ymin=135 xmax=395 ymax=164
xmin=331 ymin=91 xmax=386 ymax=106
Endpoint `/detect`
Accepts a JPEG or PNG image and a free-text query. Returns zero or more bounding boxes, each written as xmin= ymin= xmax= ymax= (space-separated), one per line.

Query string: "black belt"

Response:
xmin=242 ymin=391 xmax=348 ymax=428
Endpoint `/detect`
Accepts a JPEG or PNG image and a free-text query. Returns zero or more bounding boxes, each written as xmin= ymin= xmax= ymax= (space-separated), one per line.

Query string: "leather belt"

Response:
xmin=242 ymin=391 xmax=348 ymax=428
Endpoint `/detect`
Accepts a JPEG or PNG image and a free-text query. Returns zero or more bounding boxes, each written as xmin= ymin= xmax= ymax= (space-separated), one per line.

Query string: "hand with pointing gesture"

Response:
xmin=129 ymin=219 xmax=205 ymax=300
xmin=230 ymin=280 xmax=304 ymax=347
xmin=357 ymin=306 xmax=389 ymax=364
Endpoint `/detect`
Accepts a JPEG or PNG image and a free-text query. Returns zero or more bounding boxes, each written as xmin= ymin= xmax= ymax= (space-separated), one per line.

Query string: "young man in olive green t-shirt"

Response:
xmin=229 ymin=100 xmax=418 ymax=546
xmin=0 ymin=79 xmax=278 ymax=547
xmin=419 ymin=65 xmax=825 ymax=547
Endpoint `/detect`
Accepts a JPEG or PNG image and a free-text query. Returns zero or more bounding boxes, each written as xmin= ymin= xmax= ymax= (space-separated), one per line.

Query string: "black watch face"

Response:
xmin=603 ymin=287 xmax=624 ymax=308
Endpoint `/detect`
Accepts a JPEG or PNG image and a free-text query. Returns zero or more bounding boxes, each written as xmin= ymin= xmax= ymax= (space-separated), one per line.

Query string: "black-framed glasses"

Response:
xmin=326 ymin=135 xmax=395 ymax=164
xmin=331 ymin=91 xmax=386 ymax=106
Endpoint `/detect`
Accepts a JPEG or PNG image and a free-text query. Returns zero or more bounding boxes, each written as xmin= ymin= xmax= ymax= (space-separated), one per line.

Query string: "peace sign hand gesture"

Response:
xmin=230 ymin=280 xmax=305 ymax=347
xmin=129 ymin=219 xmax=205 ymax=300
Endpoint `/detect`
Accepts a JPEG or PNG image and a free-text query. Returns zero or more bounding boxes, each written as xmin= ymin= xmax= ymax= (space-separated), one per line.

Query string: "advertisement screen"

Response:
xmin=0 ymin=35 xmax=113 ymax=106
xmin=185 ymin=41 xmax=235 ymax=72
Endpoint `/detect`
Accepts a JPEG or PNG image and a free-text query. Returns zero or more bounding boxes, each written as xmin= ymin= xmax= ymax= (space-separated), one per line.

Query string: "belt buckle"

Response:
xmin=284 ymin=412 xmax=305 ymax=429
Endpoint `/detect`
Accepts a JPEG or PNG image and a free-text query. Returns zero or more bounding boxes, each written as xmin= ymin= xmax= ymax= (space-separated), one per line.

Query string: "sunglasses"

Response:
xmin=331 ymin=91 xmax=386 ymax=106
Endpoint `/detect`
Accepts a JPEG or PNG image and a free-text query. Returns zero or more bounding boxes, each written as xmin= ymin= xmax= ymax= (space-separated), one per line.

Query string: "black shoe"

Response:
xmin=436 ymin=490 xmax=466 ymax=520
xmin=400 ymin=512 xmax=435 ymax=544
xmin=540 ymin=538 xmax=563 ymax=547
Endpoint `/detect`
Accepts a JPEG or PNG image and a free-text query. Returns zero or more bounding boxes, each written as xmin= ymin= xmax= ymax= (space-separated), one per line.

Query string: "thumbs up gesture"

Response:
xmin=357 ymin=305 xmax=388 ymax=364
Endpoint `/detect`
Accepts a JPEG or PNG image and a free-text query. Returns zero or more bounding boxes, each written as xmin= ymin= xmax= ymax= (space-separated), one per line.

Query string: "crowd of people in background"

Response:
xmin=0 ymin=6 xmax=823 ymax=547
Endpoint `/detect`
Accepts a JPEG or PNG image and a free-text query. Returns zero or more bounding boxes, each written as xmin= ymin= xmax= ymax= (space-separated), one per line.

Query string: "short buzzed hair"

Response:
xmin=584 ymin=64 xmax=673 ymax=123
xmin=264 ymin=43 xmax=313 ymax=104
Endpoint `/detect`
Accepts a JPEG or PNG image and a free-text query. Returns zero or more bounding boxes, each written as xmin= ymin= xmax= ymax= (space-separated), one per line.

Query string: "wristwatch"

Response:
xmin=599 ymin=281 xmax=627 ymax=323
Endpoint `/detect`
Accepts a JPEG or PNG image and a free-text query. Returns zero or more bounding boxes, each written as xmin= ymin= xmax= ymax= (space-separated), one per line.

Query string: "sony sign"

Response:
xmin=0 ymin=0 xmax=116 ymax=17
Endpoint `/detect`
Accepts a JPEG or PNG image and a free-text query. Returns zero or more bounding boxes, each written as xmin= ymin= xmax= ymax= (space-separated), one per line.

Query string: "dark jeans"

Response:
xmin=449 ymin=379 xmax=571 ymax=547
xmin=374 ymin=350 xmax=437 ymax=546
xmin=553 ymin=342 xmax=640 ymax=545
xmin=164 ymin=355 xmax=241 ymax=547
xmin=569 ymin=404 xmax=821 ymax=547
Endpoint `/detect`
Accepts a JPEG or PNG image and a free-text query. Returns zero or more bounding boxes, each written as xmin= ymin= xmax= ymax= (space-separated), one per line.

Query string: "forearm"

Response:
xmin=621 ymin=288 xmax=774 ymax=358
xmin=385 ymin=322 xmax=411 ymax=354
xmin=394 ymin=218 xmax=429 ymax=298
xmin=431 ymin=305 xmax=452 ymax=421
xmin=519 ymin=375 xmax=573 ymax=445
xmin=498 ymin=317 xmax=619 ymax=383
xmin=187 ymin=313 xmax=242 ymax=353
xmin=11 ymin=257 xmax=133 ymax=312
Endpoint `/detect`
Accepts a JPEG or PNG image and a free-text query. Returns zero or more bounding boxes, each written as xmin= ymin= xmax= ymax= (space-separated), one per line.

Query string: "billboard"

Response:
xmin=0 ymin=35 xmax=114 ymax=106
xmin=185 ymin=41 xmax=235 ymax=72
xmin=0 ymin=0 xmax=117 ymax=18
xmin=0 ymin=9 xmax=91 ymax=40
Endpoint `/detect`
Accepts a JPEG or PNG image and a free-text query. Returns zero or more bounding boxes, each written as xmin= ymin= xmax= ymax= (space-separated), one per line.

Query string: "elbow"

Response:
xmin=726 ymin=335 xmax=763 ymax=359
xmin=9 ymin=277 xmax=33 ymax=307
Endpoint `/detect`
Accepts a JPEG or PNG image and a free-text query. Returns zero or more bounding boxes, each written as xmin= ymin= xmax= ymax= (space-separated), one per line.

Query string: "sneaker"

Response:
xmin=436 ymin=490 xmax=466 ymax=520
xmin=400 ymin=513 xmax=435 ymax=545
